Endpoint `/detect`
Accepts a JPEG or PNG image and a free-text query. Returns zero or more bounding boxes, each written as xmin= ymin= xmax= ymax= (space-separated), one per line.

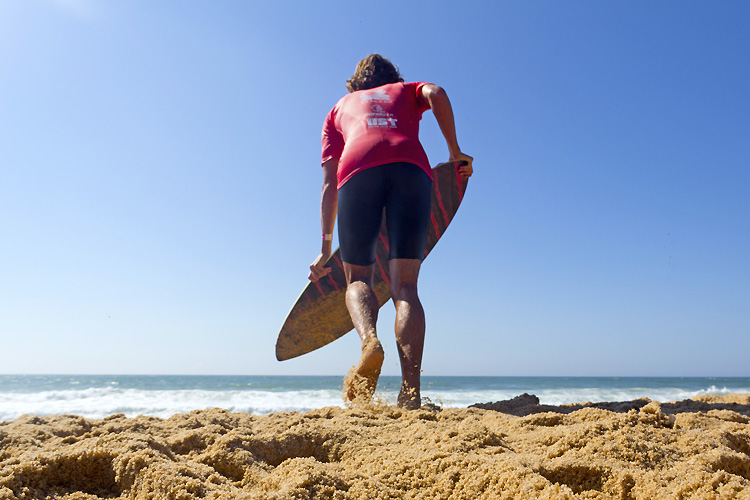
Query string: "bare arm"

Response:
xmin=420 ymin=84 xmax=473 ymax=178
xmin=309 ymin=159 xmax=338 ymax=282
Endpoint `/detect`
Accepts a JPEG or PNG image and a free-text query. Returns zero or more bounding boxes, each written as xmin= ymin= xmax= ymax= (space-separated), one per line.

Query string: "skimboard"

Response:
xmin=276 ymin=161 xmax=469 ymax=361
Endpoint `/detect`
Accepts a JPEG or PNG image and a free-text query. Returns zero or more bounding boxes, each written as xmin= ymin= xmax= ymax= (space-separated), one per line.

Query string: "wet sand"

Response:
xmin=1 ymin=394 xmax=748 ymax=499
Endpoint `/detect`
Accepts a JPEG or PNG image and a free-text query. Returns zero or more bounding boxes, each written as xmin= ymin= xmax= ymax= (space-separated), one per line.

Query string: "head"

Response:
xmin=346 ymin=54 xmax=404 ymax=93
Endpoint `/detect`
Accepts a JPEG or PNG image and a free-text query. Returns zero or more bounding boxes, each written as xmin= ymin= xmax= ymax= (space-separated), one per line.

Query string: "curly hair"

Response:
xmin=346 ymin=54 xmax=404 ymax=93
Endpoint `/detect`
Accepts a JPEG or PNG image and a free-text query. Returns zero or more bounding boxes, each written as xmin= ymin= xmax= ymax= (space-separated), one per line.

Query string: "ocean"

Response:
xmin=1 ymin=375 xmax=748 ymax=422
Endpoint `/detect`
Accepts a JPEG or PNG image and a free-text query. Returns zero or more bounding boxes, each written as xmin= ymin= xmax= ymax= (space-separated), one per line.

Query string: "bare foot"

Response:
xmin=397 ymin=384 xmax=421 ymax=410
xmin=345 ymin=337 xmax=384 ymax=401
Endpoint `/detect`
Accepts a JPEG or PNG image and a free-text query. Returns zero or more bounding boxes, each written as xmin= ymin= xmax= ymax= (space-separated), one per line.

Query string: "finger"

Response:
xmin=309 ymin=265 xmax=331 ymax=281
xmin=459 ymin=167 xmax=473 ymax=178
xmin=309 ymin=266 xmax=321 ymax=282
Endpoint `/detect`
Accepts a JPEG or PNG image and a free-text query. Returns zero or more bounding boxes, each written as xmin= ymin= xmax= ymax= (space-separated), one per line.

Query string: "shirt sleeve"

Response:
xmin=321 ymin=107 xmax=344 ymax=165
xmin=413 ymin=82 xmax=432 ymax=113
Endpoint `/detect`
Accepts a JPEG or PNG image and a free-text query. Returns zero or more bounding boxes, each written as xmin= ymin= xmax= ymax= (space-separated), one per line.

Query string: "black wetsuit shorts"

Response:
xmin=337 ymin=162 xmax=432 ymax=266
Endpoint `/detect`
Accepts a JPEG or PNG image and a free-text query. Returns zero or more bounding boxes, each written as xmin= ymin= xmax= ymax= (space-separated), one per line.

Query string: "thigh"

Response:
xmin=385 ymin=163 xmax=432 ymax=261
xmin=337 ymin=166 xmax=387 ymax=266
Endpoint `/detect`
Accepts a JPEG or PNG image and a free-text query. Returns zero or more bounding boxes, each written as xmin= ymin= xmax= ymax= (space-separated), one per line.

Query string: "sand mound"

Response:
xmin=1 ymin=394 xmax=749 ymax=499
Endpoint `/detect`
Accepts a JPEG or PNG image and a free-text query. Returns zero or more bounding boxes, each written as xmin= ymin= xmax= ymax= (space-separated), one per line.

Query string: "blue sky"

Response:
xmin=1 ymin=1 xmax=748 ymax=377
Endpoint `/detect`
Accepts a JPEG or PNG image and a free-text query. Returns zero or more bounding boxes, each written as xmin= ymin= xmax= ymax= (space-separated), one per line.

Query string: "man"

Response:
xmin=309 ymin=55 xmax=473 ymax=409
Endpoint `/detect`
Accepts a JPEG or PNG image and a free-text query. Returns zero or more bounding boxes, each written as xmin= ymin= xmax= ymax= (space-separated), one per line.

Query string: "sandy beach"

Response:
xmin=1 ymin=394 xmax=748 ymax=499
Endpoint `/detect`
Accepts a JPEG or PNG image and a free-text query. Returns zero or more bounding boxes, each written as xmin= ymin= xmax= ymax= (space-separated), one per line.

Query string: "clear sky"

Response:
xmin=1 ymin=0 xmax=748 ymax=377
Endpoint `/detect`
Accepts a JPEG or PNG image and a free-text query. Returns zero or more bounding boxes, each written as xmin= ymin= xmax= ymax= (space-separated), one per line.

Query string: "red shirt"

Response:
xmin=321 ymin=82 xmax=432 ymax=188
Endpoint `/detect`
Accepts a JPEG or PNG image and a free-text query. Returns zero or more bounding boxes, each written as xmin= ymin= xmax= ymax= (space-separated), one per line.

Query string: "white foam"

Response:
xmin=425 ymin=385 xmax=747 ymax=408
xmin=0 ymin=387 xmax=345 ymax=421
xmin=1 ymin=383 xmax=746 ymax=422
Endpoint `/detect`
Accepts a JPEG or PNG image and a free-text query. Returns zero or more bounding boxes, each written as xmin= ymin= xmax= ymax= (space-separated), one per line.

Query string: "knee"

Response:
xmin=390 ymin=281 xmax=418 ymax=301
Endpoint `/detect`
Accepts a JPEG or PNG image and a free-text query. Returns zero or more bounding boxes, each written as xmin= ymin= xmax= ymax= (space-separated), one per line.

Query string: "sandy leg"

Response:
xmin=390 ymin=259 xmax=425 ymax=411
xmin=345 ymin=337 xmax=385 ymax=401
xmin=397 ymin=384 xmax=421 ymax=410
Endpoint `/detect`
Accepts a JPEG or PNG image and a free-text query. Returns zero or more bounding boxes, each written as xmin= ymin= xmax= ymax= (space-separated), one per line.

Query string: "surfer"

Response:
xmin=308 ymin=54 xmax=473 ymax=409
